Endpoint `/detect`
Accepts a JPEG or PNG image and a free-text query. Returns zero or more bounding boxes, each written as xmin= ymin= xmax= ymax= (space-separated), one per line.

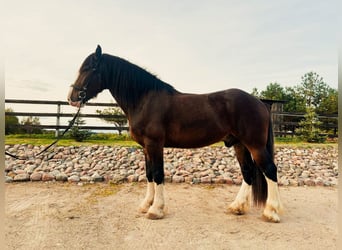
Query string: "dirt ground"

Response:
xmin=5 ymin=182 xmax=337 ymax=250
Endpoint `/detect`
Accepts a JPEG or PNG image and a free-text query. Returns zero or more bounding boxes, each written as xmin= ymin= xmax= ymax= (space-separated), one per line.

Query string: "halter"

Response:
xmin=70 ymin=83 xmax=87 ymax=102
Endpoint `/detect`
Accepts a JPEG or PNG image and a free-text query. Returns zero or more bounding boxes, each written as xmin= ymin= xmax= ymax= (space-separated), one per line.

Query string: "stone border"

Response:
xmin=5 ymin=145 xmax=338 ymax=186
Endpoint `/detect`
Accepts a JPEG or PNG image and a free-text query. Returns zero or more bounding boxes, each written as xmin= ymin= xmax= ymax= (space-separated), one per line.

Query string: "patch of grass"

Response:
xmin=85 ymin=184 xmax=121 ymax=205
xmin=5 ymin=133 xmax=140 ymax=147
xmin=274 ymin=136 xmax=337 ymax=148
xmin=5 ymin=133 xmax=337 ymax=148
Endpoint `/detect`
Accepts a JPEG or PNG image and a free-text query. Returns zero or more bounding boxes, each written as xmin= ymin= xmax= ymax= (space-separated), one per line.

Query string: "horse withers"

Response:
xmin=67 ymin=45 xmax=283 ymax=222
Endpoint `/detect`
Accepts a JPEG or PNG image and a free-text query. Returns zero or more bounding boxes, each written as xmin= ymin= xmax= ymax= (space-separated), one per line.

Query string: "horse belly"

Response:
xmin=164 ymin=123 xmax=227 ymax=148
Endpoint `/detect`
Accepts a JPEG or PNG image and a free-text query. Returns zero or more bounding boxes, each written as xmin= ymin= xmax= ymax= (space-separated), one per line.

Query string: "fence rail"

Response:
xmin=5 ymin=99 xmax=338 ymax=138
xmin=5 ymin=99 xmax=128 ymax=136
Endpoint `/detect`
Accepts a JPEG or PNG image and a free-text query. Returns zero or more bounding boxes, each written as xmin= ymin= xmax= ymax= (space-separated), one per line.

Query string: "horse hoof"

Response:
xmin=138 ymin=201 xmax=152 ymax=213
xmin=262 ymin=207 xmax=281 ymax=223
xmin=146 ymin=207 xmax=164 ymax=220
xmin=138 ymin=206 xmax=149 ymax=214
xmin=228 ymin=203 xmax=248 ymax=215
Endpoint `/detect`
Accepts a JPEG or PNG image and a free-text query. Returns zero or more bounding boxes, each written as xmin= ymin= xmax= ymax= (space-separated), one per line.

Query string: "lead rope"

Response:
xmin=5 ymin=106 xmax=82 ymax=160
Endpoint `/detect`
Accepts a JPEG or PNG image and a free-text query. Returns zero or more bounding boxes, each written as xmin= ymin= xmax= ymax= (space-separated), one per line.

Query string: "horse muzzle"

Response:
xmin=67 ymin=86 xmax=84 ymax=107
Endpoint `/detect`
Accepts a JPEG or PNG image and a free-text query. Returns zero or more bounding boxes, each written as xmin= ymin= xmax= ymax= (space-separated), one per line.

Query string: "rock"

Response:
xmin=172 ymin=175 xmax=184 ymax=183
xmin=14 ymin=173 xmax=30 ymax=182
xmin=15 ymin=169 xmax=27 ymax=175
xmin=5 ymin=176 xmax=13 ymax=183
xmin=3 ymin=144 xmax=338 ymax=186
xmin=30 ymin=172 xmax=42 ymax=181
xmin=42 ymin=173 xmax=55 ymax=182
xmin=138 ymin=175 xmax=147 ymax=182
xmin=56 ymin=173 xmax=68 ymax=182
xmin=80 ymin=176 xmax=91 ymax=182
xmin=200 ymin=176 xmax=212 ymax=184
xmin=68 ymin=175 xmax=80 ymax=182
xmin=50 ymin=170 xmax=61 ymax=177
xmin=91 ymin=172 xmax=104 ymax=182
xmin=127 ymin=174 xmax=138 ymax=182
xmin=301 ymin=171 xmax=310 ymax=178
xmin=232 ymin=177 xmax=242 ymax=185
xmin=224 ymin=177 xmax=233 ymax=185
xmin=213 ymin=177 xmax=225 ymax=184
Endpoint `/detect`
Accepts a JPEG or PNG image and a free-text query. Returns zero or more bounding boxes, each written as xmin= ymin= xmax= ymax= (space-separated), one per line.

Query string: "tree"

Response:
xmin=296 ymin=106 xmax=326 ymax=143
xmin=5 ymin=108 xmax=20 ymax=134
xmin=297 ymin=71 xmax=330 ymax=109
xmin=20 ymin=116 xmax=43 ymax=134
xmin=282 ymin=86 xmax=306 ymax=113
xmin=251 ymin=87 xmax=261 ymax=97
xmin=250 ymin=72 xmax=337 ymax=140
xmin=96 ymin=107 xmax=127 ymax=135
xmin=295 ymin=72 xmax=332 ymax=143
xmin=260 ymin=82 xmax=286 ymax=100
xmin=316 ymin=87 xmax=338 ymax=114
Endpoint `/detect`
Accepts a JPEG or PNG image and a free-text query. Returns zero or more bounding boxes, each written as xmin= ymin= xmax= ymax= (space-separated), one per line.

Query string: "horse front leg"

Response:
xmin=139 ymin=156 xmax=155 ymax=213
xmin=139 ymin=143 xmax=165 ymax=219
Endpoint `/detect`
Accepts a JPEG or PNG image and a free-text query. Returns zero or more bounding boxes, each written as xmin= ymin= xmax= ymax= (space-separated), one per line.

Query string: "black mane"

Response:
xmin=100 ymin=54 xmax=178 ymax=111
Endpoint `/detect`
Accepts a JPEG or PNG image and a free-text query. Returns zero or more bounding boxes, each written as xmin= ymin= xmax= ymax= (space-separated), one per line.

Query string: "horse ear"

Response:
xmin=95 ymin=45 xmax=102 ymax=60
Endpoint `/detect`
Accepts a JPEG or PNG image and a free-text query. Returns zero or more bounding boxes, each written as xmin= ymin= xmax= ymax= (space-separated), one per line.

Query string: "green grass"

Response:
xmin=5 ymin=133 xmax=140 ymax=147
xmin=5 ymin=133 xmax=337 ymax=148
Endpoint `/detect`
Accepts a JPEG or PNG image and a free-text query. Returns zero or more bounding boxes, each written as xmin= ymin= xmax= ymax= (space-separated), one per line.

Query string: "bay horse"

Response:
xmin=68 ymin=45 xmax=283 ymax=222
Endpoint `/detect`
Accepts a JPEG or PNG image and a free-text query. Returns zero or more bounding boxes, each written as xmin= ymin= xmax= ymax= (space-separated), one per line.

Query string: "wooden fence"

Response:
xmin=5 ymin=99 xmax=338 ymax=138
xmin=5 ymin=99 xmax=128 ymax=136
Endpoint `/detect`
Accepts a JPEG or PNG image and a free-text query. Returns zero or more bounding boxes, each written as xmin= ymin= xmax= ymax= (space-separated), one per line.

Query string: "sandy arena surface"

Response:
xmin=5 ymin=182 xmax=337 ymax=250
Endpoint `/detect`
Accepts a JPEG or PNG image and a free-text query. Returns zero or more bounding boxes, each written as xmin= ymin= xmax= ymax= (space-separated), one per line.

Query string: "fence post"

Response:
xmin=55 ymin=103 xmax=61 ymax=137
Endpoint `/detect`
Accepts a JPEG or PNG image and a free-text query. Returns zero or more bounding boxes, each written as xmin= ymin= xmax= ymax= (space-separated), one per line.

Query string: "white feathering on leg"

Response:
xmin=263 ymin=177 xmax=283 ymax=222
xmin=146 ymin=183 xmax=165 ymax=219
xmin=139 ymin=182 xmax=155 ymax=213
xmin=228 ymin=180 xmax=251 ymax=215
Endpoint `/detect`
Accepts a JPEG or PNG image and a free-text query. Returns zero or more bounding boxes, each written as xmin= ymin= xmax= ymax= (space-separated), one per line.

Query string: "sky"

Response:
xmin=3 ymin=0 xmax=338 ymax=106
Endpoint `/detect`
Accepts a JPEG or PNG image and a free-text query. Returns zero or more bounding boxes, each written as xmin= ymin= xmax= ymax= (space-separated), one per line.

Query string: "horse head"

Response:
xmin=68 ymin=45 xmax=104 ymax=107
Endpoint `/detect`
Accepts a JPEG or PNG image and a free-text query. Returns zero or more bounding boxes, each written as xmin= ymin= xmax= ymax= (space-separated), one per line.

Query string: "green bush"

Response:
xmin=296 ymin=107 xmax=326 ymax=143
xmin=68 ymin=116 xmax=92 ymax=142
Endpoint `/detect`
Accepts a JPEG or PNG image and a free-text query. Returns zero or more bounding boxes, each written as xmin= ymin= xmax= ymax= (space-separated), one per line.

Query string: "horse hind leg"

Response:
xmin=228 ymin=143 xmax=253 ymax=215
xmin=251 ymin=149 xmax=283 ymax=223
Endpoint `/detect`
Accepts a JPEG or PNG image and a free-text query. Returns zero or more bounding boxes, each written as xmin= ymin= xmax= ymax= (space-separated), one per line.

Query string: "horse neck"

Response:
xmin=103 ymin=55 xmax=177 ymax=116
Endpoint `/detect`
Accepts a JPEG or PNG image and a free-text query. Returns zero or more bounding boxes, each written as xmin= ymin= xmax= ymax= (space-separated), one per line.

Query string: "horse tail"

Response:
xmin=252 ymin=164 xmax=268 ymax=206
xmin=251 ymin=114 xmax=274 ymax=206
xmin=266 ymin=115 xmax=275 ymax=161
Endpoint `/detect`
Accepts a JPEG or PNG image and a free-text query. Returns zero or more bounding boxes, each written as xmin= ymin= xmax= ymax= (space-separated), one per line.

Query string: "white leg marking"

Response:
xmin=139 ymin=182 xmax=155 ymax=213
xmin=228 ymin=180 xmax=251 ymax=215
xmin=146 ymin=183 xmax=165 ymax=219
xmin=263 ymin=177 xmax=283 ymax=223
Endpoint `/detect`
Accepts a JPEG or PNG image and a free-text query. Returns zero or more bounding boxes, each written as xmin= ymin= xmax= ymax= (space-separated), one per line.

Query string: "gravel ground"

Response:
xmin=4 ymin=144 xmax=338 ymax=186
